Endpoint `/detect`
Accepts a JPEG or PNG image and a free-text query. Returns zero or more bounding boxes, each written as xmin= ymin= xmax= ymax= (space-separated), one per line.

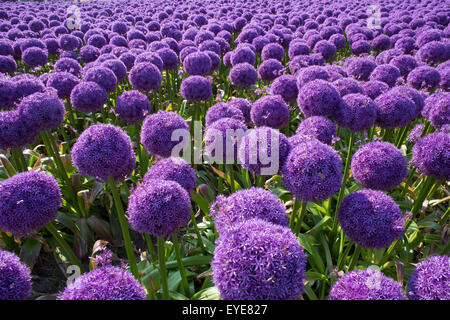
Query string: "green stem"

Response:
xmin=440 ymin=207 xmax=450 ymax=226
xmin=294 ymin=201 xmax=307 ymax=235
xmin=337 ymin=241 xmax=353 ymax=271
xmin=11 ymin=148 xmax=27 ymax=172
xmin=348 ymin=244 xmax=361 ymax=271
xmin=144 ymin=234 xmax=158 ymax=267
xmin=157 ymin=236 xmax=170 ymax=300
xmin=228 ymin=164 xmax=235 ymax=192
xmin=400 ymin=167 xmax=417 ymax=198
xmin=411 ymin=176 xmax=436 ymax=216
xmin=46 ymin=222 xmax=84 ymax=272
xmin=172 ymin=233 xmax=190 ymax=297
xmin=107 ymin=175 xmax=140 ymax=281
xmin=190 ymin=209 xmax=206 ymax=252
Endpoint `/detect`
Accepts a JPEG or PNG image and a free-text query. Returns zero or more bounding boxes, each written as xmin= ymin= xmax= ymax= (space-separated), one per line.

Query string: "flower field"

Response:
xmin=0 ymin=0 xmax=449 ymax=301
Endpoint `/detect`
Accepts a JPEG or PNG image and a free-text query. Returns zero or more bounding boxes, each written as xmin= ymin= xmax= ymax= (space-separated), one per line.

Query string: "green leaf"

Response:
xmin=19 ymin=237 xmax=42 ymax=269
xmin=306 ymin=272 xmax=327 ymax=281
xmin=191 ymin=192 xmax=210 ymax=216
xmin=298 ymin=233 xmax=325 ymax=274
xmin=192 ymin=286 xmax=220 ymax=300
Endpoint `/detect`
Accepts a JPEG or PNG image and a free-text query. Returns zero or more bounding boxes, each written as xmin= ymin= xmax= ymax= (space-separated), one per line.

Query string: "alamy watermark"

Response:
xmin=367 ymin=5 xmax=381 ymax=29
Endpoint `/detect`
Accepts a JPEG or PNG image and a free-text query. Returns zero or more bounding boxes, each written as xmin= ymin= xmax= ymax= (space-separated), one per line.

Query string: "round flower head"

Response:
xmin=0 ymin=171 xmax=61 ymax=235
xmin=22 ymin=47 xmax=48 ymax=67
xmin=205 ymin=111 xmax=247 ymax=161
xmin=0 ymin=80 xmax=17 ymax=109
xmin=390 ymin=55 xmax=418 ymax=78
xmin=261 ymin=42 xmax=284 ymax=61
xmin=229 ymin=62 xmax=258 ymax=88
xmin=183 ymin=51 xmax=211 ymax=76
xmin=258 ymin=59 xmax=284 ymax=82
xmin=156 ymin=48 xmax=178 ymax=70
xmin=334 ymin=93 xmax=377 ymax=132
xmin=370 ymin=64 xmax=401 ymax=87
xmin=129 ymin=62 xmax=161 ymax=92
xmin=372 ymin=34 xmax=391 ymax=51
xmin=54 ymin=58 xmax=82 ymax=77
xmin=212 ymin=219 xmax=306 ymax=300
xmin=143 ymin=157 xmax=196 ymax=193
xmin=412 ymin=132 xmax=450 ymax=181
xmin=102 ymin=59 xmax=127 ymax=82
xmin=329 ymin=33 xmax=346 ymax=50
xmin=227 ymin=98 xmax=252 ymax=124
xmin=395 ymin=37 xmax=416 ymax=54
xmin=389 ymin=86 xmax=425 ymax=119
xmin=313 ymin=40 xmax=336 ymax=60
xmin=351 ymin=40 xmax=371 ymax=56
xmin=141 ymin=111 xmax=189 ymax=158
xmin=374 ymin=91 xmax=417 ymax=129
xmin=296 ymin=116 xmax=336 ymax=145
xmin=329 ymin=269 xmax=407 ymax=300
xmin=351 ymin=142 xmax=408 ymax=190
xmin=59 ymin=34 xmax=80 ymax=52
xmin=14 ymin=75 xmax=45 ymax=100
xmin=127 ymin=179 xmax=190 ymax=237
xmin=210 ymin=187 xmax=288 ymax=234
xmin=70 ymin=81 xmax=107 ymax=113
xmin=83 ymin=66 xmax=118 ymax=93
xmin=417 ymin=41 xmax=447 ymax=65
xmin=362 ymin=80 xmax=390 ymax=100
xmin=338 ymin=189 xmax=406 ymax=249
xmin=231 ymin=46 xmax=256 ymax=65
xmin=251 ymin=95 xmax=290 ymax=130
xmin=180 ymin=76 xmax=212 ymax=102
xmin=297 ymin=79 xmax=342 ymax=118
xmin=296 ymin=66 xmax=330 ymax=88
xmin=282 ymin=139 xmax=342 ymax=202
xmin=0 ymin=250 xmax=32 ymax=300
xmin=115 ymin=90 xmax=151 ymax=124
xmin=423 ymin=92 xmax=450 ymax=129
xmin=270 ymin=75 xmax=299 ymax=103
xmin=407 ymin=66 xmax=441 ymax=91
xmin=0 ymin=110 xmax=37 ymax=149
xmin=18 ymin=90 xmax=65 ymax=132
xmin=71 ymin=124 xmax=136 ymax=183
xmin=345 ymin=58 xmax=377 ymax=81
xmin=135 ymin=53 xmax=163 ymax=72
xmin=205 ymin=102 xmax=245 ymax=127
xmin=238 ymin=127 xmax=291 ymax=176
xmin=47 ymin=72 xmax=80 ymax=100
xmin=0 ymin=56 xmax=17 ymax=74
xmin=407 ymin=255 xmax=450 ymax=300
xmin=58 ymin=265 xmax=146 ymax=300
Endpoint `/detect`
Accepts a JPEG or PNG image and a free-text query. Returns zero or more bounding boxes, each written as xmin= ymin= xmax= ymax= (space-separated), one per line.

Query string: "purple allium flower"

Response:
xmin=351 ymin=40 xmax=371 ymax=56
xmin=338 ymin=189 xmax=406 ymax=249
xmin=296 ymin=66 xmax=329 ymax=88
xmin=370 ymin=64 xmax=401 ymax=87
xmin=394 ymin=37 xmax=416 ymax=54
xmin=408 ymin=123 xmax=425 ymax=143
xmin=329 ymin=33 xmax=346 ymax=50
xmin=407 ymin=255 xmax=450 ymax=300
xmin=59 ymin=34 xmax=80 ymax=52
xmin=199 ymin=40 xmax=221 ymax=56
xmin=314 ymin=40 xmax=336 ymax=60
xmin=231 ymin=46 xmax=256 ymax=66
xmin=70 ymin=81 xmax=107 ymax=113
xmin=333 ymin=78 xmax=364 ymax=97
xmin=238 ymin=127 xmax=290 ymax=176
xmin=329 ymin=269 xmax=407 ymax=300
xmin=334 ymin=93 xmax=377 ymax=132
xmin=258 ymin=59 xmax=284 ymax=82
xmin=22 ymin=47 xmax=48 ymax=67
xmin=412 ymin=132 xmax=450 ymax=181
xmin=58 ymin=265 xmax=146 ymax=300
xmin=390 ymin=86 xmax=425 ymax=119
xmin=210 ymin=187 xmax=288 ymax=234
xmin=282 ymin=139 xmax=342 ymax=202
xmin=205 ymin=51 xmax=220 ymax=72
xmin=270 ymin=75 xmax=299 ymax=103
xmin=372 ymin=34 xmax=391 ymax=51
xmin=416 ymin=30 xmax=441 ymax=47
xmin=345 ymin=57 xmax=377 ymax=81
xmin=0 ymin=80 xmax=17 ymax=109
xmin=229 ymin=63 xmax=258 ymax=88
xmin=251 ymin=95 xmax=290 ymax=129
xmin=156 ymin=48 xmax=178 ymax=70
xmin=0 ymin=250 xmax=32 ymax=300
xmin=180 ymin=75 xmax=212 ymax=102
xmin=351 ymin=142 xmax=408 ymax=190
xmin=390 ymin=55 xmax=418 ymax=78
xmin=54 ymin=58 xmax=82 ymax=77
xmin=143 ymin=157 xmax=196 ymax=193
xmin=14 ymin=75 xmax=45 ymax=100
xmin=183 ymin=51 xmax=211 ymax=76
xmin=374 ymin=91 xmax=417 ymax=129
xmin=127 ymin=179 xmax=190 ymax=237
xmin=407 ymin=66 xmax=441 ymax=91
xmin=83 ymin=66 xmax=118 ymax=93
xmin=0 ymin=56 xmax=17 ymax=74
xmin=18 ymin=90 xmax=65 ymax=132
xmin=205 ymin=102 xmax=245 ymax=127
xmin=227 ymin=98 xmax=252 ymax=124
xmin=140 ymin=111 xmax=189 ymax=158
xmin=362 ymin=80 xmax=390 ymax=100
xmin=135 ymin=53 xmax=163 ymax=72
xmin=261 ymin=42 xmax=284 ymax=62
xmin=297 ymin=79 xmax=342 ymax=118
xmin=296 ymin=116 xmax=337 ymax=145
xmin=102 ymin=59 xmax=127 ymax=82
xmin=180 ymin=47 xmax=198 ymax=63
xmin=212 ymin=219 xmax=306 ymax=300
xmin=71 ymin=124 xmax=136 ymax=183
xmin=115 ymin=90 xmax=151 ymax=124
xmin=128 ymin=62 xmax=161 ymax=92
xmin=0 ymin=171 xmax=61 ymax=235
xmin=423 ymin=92 xmax=450 ymax=129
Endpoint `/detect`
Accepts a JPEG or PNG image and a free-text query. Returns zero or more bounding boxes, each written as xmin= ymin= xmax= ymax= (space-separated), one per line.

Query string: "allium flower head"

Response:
xmin=407 ymin=66 xmax=441 ymax=91
xmin=71 ymin=124 xmax=136 ymax=183
xmin=227 ymin=98 xmax=252 ymax=124
xmin=270 ymin=74 xmax=299 ymax=103
xmin=296 ymin=66 xmax=330 ymax=89
xmin=58 ymin=265 xmax=146 ymax=300
xmin=127 ymin=179 xmax=190 ymax=237
xmin=407 ymin=255 xmax=450 ymax=300
xmin=129 ymin=62 xmax=161 ymax=91
xmin=370 ymin=64 xmax=401 ymax=87
xmin=374 ymin=91 xmax=417 ymax=129
xmin=333 ymin=78 xmax=364 ymax=97
xmin=47 ymin=72 xmax=80 ymax=100
xmin=22 ymin=47 xmax=48 ymax=67
xmin=345 ymin=57 xmax=377 ymax=81
xmin=0 ymin=109 xmax=37 ymax=149
xmin=251 ymin=95 xmax=290 ymax=129
xmin=282 ymin=139 xmax=342 ymax=202
xmin=412 ymin=132 xmax=450 ymax=181
xmin=0 ymin=250 xmax=32 ymax=300
xmin=0 ymin=171 xmax=61 ymax=235
xmin=229 ymin=63 xmax=258 ymax=88
xmin=334 ymin=93 xmax=377 ymax=132
xmin=115 ymin=90 xmax=151 ymax=123
xmin=231 ymin=46 xmax=256 ymax=65
xmin=183 ymin=51 xmax=211 ymax=75
xmin=295 ymin=116 xmax=336 ymax=145
xmin=338 ymin=189 xmax=406 ymax=249
xmin=180 ymin=75 xmax=212 ymax=102
xmin=329 ymin=269 xmax=407 ymax=300
xmin=70 ymin=81 xmax=107 ymax=113
xmin=212 ymin=219 xmax=306 ymax=300
xmin=261 ymin=42 xmax=284 ymax=62
xmin=297 ymin=79 xmax=342 ymax=118
xmin=422 ymin=92 xmax=450 ymax=129
xmin=257 ymin=59 xmax=284 ymax=82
